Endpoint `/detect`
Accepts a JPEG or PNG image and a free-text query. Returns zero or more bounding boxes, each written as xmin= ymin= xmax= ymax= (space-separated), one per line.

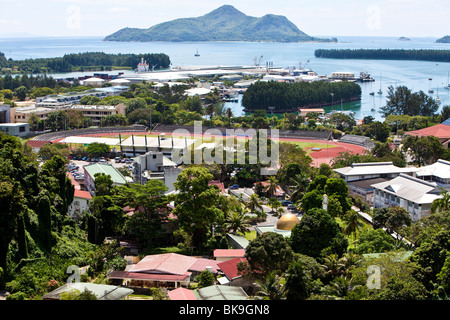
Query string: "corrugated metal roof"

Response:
xmin=195 ymin=285 xmax=248 ymax=300
xmin=84 ymin=163 xmax=127 ymax=185
xmin=42 ymin=282 xmax=133 ymax=300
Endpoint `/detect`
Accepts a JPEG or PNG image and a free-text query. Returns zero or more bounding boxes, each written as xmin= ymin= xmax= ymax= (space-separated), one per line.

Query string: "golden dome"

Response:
xmin=276 ymin=213 xmax=300 ymax=231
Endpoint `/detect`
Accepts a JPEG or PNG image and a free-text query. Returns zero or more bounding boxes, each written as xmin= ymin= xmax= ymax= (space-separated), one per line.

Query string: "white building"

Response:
xmin=333 ymin=162 xmax=418 ymax=183
xmin=0 ymin=122 xmax=30 ymax=137
xmin=414 ymin=159 xmax=450 ymax=187
xmin=330 ymin=72 xmax=356 ymax=80
xmin=371 ymin=174 xmax=443 ymax=221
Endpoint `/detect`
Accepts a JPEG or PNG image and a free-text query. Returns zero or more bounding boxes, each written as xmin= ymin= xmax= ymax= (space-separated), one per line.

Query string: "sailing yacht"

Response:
xmin=377 ymin=74 xmax=382 ymax=95
xmin=194 ymin=49 xmax=200 ymax=57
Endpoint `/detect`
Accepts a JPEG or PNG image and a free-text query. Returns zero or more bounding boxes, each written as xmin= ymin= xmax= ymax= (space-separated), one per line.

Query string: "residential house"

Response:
xmin=108 ymin=253 xmax=219 ymax=289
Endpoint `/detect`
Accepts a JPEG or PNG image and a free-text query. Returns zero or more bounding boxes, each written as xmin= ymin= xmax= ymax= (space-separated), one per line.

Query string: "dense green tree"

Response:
xmin=86 ymin=142 xmax=110 ymax=158
xmin=402 ymin=135 xmax=445 ymax=166
xmin=364 ymin=121 xmax=391 ymax=142
xmin=290 ymin=208 xmax=348 ymax=260
xmin=196 ymin=270 xmax=215 ymax=289
xmin=242 ymin=232 xmax=294 ymax=278
xmin=284 ymin=260 xmax=310 ymax=300
xmin=121 ymin=180 xmax=170 ymax=248
xmin=353 ymin=229 xmax=395 ymax=254
xmin=380 ymin=85 xmax=439 ymax=118
xmin=172 ymin=166 xmax=224 ymax=251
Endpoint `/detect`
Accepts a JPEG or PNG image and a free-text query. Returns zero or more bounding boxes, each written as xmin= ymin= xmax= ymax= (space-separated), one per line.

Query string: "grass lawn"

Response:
xmin=244 ymin=231 xmax=257 ymax=241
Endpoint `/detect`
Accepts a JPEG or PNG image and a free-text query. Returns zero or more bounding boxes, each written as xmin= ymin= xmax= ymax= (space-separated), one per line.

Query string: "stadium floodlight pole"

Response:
xmin=268 ymin=106 xmax=275 ymax=128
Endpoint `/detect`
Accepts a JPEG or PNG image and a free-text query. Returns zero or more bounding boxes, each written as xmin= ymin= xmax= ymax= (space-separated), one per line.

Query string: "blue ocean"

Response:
xmin=1 ymin=35 xmax=450 ymax=120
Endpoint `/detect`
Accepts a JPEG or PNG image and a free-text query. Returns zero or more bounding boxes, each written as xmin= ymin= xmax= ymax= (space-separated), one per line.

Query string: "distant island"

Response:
xmin=315 ymin=49 xmax=450 ymax=63
xmin=436 ymin=35 xmax=450 ymax=43
xmin=104 ymin=5 xmax=337 ymax=43
xmin=398 ymin=37 xmax=411 ymax=41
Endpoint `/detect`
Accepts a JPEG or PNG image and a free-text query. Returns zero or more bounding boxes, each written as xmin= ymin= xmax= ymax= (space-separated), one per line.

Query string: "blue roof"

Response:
xmin=442 ymin=118 xmax=450 ymax=126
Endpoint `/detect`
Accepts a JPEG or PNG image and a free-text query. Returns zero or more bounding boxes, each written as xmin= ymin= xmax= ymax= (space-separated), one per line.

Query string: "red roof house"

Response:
xmin=108 ymin=253 xmax=219 ymax=289
xmin=217 ymin=257 xmax=247 ymax=285
xmin=406 ymin=121 xmax=450 ymax=147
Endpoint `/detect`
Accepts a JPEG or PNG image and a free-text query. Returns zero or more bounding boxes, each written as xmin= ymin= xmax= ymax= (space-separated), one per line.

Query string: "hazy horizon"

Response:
xmin=0 ymin=1 xmax=448 ymax=39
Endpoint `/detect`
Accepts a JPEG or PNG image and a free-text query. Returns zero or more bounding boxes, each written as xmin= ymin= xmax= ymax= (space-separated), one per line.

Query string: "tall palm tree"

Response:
xmin=245 ymin=193 xmax=265 ymax=221
xmin=266 ymin=176 xmax=279 ymax=199
xmin=431 ymin=189 xmax=450 ymax=213
xmin=245 ymin=193 xmax=263 ymax=213
xmin=225 ymin=107 xmax=233 ymax=126
xmin=289 ymin=173 xmax=310 ymax=203
xmin=343 ymin=210 xmax=364 ymax=241
xmin=204 ymin=103 xmax=215 ymax=127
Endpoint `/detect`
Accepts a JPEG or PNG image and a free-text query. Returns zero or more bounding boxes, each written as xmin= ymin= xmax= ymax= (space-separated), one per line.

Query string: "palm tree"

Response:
xmin=205 ymin=103 xmax=215 ymax=127
xmin=245 ymin=193 xmax=265 ymax=221
xmin=321 ymin=254 xmax=345 ymax=278
xmin=245 ymin=193 xmax=263 ymax=213
xmin=289 ymin=173 xmax=309 ymax=203
xmin=225 ymin=107 xmax=233 ymax=126
xmin=267 ymin=197 xmax=281 ymax=215
xmin=343 ymin=210 xmax=364 ymax=241
xmin=339 ymin=253 xmax=362 ymax=280
xmin=224 ymin=207 xmax=251 ymax=235
xmin=431 ymin=189 xmax=450 ymax=213
xmin=255 ymin=272 xmax=285 ymax=300
xmin=266 ymin=176 xmax=279 ymax=199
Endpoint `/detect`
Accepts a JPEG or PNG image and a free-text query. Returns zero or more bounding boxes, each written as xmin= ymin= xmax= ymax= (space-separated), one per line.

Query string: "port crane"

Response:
xmin=253 ymin=55 xmax=263 ymax=66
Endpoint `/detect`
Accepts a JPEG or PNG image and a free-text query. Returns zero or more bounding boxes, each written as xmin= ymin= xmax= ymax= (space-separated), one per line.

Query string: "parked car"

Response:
xmin=282 ymin=200 xmax=294 ymax=206
xmin=229 ymin=184 xmax=239 ymax=190
xmin=287 ymin=204 xmax=297 ymax=210
xmin=115 ymin=157 xmax=121 ymax=163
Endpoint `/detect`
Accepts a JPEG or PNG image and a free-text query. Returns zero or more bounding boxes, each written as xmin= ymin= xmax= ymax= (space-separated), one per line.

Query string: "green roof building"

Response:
xmin=83 ymin=163 xmax=129 ymax=195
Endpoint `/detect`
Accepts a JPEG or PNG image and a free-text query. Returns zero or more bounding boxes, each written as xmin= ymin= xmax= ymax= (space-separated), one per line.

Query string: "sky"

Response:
xmin=0 ymin=0 xmax=448 ymax=38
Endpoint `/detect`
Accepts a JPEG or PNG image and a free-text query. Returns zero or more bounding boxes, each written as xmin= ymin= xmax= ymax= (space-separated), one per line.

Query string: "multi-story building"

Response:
xmin=371 ymin=174 xmax=442 ymax=221
xmin=10 ymin=103 xmax=126 ymax=126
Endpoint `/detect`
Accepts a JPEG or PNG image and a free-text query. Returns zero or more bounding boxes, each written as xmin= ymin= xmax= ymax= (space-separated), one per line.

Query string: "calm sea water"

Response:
xmin=1 ymin=35 xmax=450 ymax=121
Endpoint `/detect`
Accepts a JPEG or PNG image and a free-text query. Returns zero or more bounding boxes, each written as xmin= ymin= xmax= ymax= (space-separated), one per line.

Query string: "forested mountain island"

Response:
xmin=104 ymin=5 xmax=337 ymax=43
xmin=436 ymin=35 xmax=450 ymax=43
